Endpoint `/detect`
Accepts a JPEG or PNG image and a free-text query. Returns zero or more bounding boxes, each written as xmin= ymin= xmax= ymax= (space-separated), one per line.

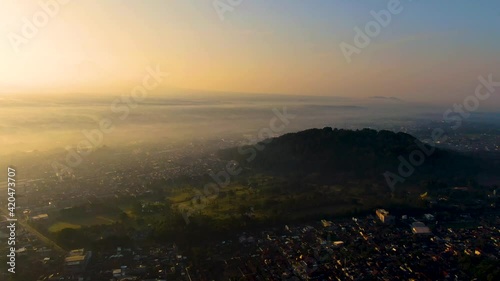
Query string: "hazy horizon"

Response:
xmin=1 ymin=92 xmax=499 ymax=157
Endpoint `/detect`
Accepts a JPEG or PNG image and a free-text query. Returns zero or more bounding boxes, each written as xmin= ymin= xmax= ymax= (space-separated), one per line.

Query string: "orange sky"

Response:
xmin=1 ymin=1 xmax=499 ymax=107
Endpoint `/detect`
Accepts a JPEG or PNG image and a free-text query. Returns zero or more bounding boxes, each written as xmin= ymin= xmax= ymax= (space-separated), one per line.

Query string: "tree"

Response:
xmin=120 ymin=212 xmax=130 ymax=222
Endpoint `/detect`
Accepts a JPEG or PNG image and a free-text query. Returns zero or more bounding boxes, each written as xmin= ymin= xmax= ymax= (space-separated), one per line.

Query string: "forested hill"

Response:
xmin=220 ymin=127 xmax=480 ymax=185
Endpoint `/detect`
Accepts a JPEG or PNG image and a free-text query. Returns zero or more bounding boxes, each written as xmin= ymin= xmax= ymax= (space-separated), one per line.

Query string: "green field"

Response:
xmin=48 ymin=222 xmax=81 ymax=232
xmin=48 ymin=215 xmax=118 ymax=233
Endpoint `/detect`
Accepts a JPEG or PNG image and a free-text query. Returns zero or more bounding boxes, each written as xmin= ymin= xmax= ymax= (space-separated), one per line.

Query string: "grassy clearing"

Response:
xmin=169 ymin=190 xmax=195 ymax=203
xmin=48 ymin=222 xmax=81 ymax=232
xmin=48 ymin=215 xmax=117 ymax=233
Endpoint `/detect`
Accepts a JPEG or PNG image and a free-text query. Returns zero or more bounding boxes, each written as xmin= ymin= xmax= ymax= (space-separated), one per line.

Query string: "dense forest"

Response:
xmin=221 ymin=127 xmax=482 ymax=186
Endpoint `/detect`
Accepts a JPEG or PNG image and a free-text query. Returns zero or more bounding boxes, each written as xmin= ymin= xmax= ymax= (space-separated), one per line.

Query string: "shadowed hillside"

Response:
xmin=221 ymin=127 xmax=481 ymax=185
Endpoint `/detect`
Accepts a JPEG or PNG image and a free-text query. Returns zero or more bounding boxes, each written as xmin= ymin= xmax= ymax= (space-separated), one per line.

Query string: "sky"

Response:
xmin=1 ymin=0 xmax=500 ymax=107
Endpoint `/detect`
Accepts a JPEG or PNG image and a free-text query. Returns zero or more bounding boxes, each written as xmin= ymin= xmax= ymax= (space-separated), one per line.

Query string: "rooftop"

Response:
xmin=411 ymin=222 xmax=432 ymax=234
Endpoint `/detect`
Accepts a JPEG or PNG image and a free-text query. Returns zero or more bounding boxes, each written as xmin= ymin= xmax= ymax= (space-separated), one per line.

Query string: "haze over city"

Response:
xmin=1 ymin=0 xmax=499 ymax=156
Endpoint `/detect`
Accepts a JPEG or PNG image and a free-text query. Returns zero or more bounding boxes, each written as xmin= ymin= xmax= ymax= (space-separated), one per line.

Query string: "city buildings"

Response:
xmin=64 ymin=249 xmax=92 ymax=274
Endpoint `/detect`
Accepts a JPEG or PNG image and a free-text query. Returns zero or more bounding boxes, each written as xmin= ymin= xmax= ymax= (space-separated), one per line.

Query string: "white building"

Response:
xmin=411 ymin=222 xmax=432 ymax=235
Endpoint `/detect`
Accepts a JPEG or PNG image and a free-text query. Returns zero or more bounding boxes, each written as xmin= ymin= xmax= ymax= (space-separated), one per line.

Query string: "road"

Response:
xmin=1 ymin=210 xmax=66 ymax=255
